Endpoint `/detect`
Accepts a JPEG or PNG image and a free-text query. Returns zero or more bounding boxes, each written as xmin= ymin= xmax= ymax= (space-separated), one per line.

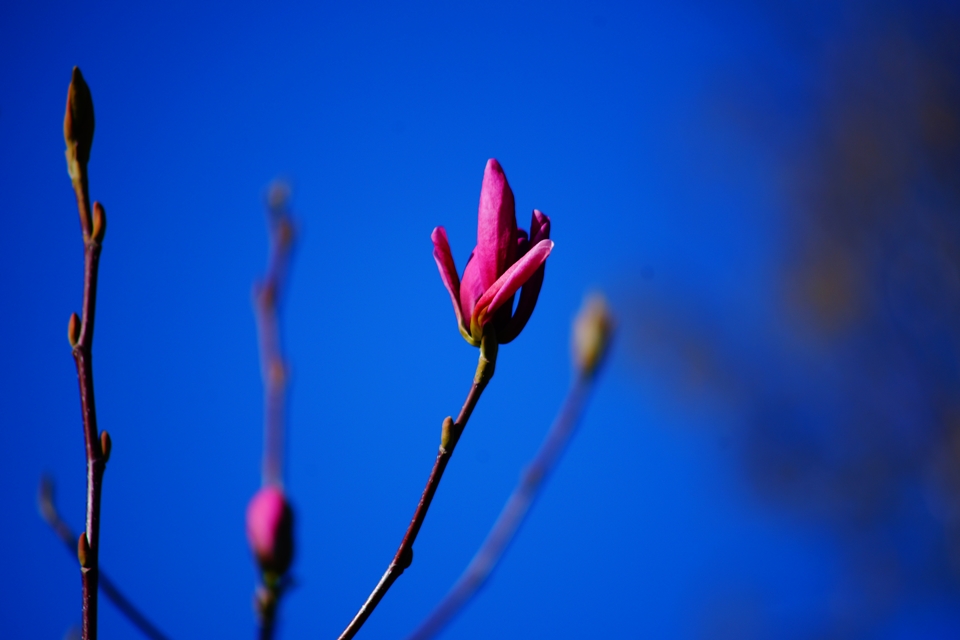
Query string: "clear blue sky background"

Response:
xmin=3 ymin=1 xmax=944 ymax=638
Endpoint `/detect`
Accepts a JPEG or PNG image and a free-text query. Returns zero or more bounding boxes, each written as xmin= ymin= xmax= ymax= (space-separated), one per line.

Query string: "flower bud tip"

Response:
xmin=64 ymin=67 xmax=95 ymax=177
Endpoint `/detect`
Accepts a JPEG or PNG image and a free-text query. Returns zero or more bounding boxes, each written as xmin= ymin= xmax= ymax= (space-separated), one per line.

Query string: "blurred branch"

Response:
xmin=254 ymin=181 xmax=296 ymax=489
xmin=38 ymin=477 xmax=172 ymax=640
xmin=407 ymin=293 xmax=614 ymax=640
xmin=250 ymin=181 xmax=298 ymax=640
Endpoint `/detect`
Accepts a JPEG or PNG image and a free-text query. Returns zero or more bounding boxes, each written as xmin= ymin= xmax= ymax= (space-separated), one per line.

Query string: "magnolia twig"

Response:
xmin=255 ymin=183 xmax=296 ymax=490
xmin=64 ymin=66 xmax=109 ymax=640
xmin=250 ymin=182 xmax=297 ymax=640
xmin=407 ymin=293 xmax=614 ymax=640
xmin=38 ymin=477 xmax=172 ymax=640
xmin=407 ymin=377 xmax=593 ymax=639
xmin=337 ymin=328 xmax=499 ymax=640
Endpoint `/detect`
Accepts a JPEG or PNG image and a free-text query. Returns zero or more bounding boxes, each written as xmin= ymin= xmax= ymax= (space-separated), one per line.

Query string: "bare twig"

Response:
xmin=407 ymin=293 xmax=614 ymax=640
xmin=64 ymin=66 xmax=108 ymax=640
xmin=337 ymin=327 xmax=499 ymax=640
xmin=38 ymin=478 xmax=172 ymax=640
xmin=406 ymin=376 xmax=592 ymax=640
xmin=251 ymin=181 xmax=297 ymax=639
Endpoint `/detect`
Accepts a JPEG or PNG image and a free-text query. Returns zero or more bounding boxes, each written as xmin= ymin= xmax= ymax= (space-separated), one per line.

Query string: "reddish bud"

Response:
xmin=92 ymin=202 xmax=107 ymax=243
xmin=100 ymin=431 xmax=112 ymax=463
xmin=77 ymin=532 xmax=91 ymax=568
xmin=68 ymin=313 xmax=81 ymax=348
xmin=246 ymin=485 xmax=294 ymax=576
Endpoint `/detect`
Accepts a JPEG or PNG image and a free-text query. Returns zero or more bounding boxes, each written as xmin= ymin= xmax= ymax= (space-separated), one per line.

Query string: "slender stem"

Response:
xmin=337 ymin=330 xmax=499 ymax=640
xmin=252 ymin=186 xmax=296 ymax=639
xmin=70 ymin=166 xmax=107 ymax=640
xmin=406 ymin=372 xmax=598 ymax=640
xmin=38 ymin=478 xmax=172 ymax=640
xmin=254 ymin=192 xmax=294 ymax=488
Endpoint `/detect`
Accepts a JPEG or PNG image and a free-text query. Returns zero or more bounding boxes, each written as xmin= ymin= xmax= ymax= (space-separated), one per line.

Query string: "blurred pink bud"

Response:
xmin=246 ymin=485 xmax=294 ymax=576
xmin=432 ymin=159 xmax=554 ymax=346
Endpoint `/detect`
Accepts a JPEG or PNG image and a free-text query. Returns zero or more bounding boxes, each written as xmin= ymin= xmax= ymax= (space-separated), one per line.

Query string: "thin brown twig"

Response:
xmin=336 ymin=328 xmax=499 ymax=640
xmin=252 ymin=182 xmax=297 ymax=639
xmin=64 ymin=66 xmax=108 ymax=640
xmin=406 ymin=374 xmax=594 ymax=640
xmin=38 ymin=477 xmax=172 ymax=640
xmin=407 ymin=292 xmax=614 ymax=640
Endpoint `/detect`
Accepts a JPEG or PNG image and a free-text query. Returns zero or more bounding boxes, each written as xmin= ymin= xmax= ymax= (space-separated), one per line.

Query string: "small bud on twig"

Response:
xmin=439 ymin=416 xmax=455 ymax=451
xmin=573 ymin=293 xmax=614 ymax=377
xmin=100 ymin=431 xmax=112 ymax=463
xmin=64 ymin=67 xmax=95 ymax=181
xmin=77 ymin=532 xmax=91 ymax=568
xmin=91 ymin=202 xmax=107 ymax=243
xmin=68 ymin=313 xmax=81 ymax=348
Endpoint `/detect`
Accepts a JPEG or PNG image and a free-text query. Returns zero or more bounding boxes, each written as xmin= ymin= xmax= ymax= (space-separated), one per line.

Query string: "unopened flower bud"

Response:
xmin=246 ymin=485 xmax=294 ymax=577
xmin=64 ymin=67 xmax=95 ymax=179
xmin=572 ymin=293 xmax=614 ymax=377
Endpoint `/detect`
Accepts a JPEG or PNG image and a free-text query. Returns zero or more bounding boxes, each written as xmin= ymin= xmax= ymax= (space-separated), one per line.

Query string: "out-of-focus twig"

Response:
xmin=254 ymin=182 xmax=296 ymax=489
xmin=249 ymin=181 xmax=298 ymax=640
xmin=38 ymin=477 xmax=172 ymax=640
xmin=407 ymin=293 xmax=614 ymax=640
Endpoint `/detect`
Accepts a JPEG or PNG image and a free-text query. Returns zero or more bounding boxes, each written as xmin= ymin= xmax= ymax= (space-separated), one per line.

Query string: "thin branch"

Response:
xmin=336 ymin=328 xmax=499 ymax=640
xmin=64 ymin=66 xmax=108 ymax=640
xmin=251 ymin=182 xmax=297 ymax=639
xmin=407 ymin=294 xmax=614 ymax=640
xmin=406 ymin=376 xmax=594 ymax=640
xmin=38 ymin=477 xmax=172 ymax=640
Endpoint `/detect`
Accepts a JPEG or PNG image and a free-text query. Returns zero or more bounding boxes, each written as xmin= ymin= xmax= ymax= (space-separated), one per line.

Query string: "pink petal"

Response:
xmin=529 ymin=209 xmax=551 ymax=244
xmin=246 ymin=485 xmax=295 ymax=575
xmin=459 ymin=251 xmax=485 ymax=324
xmin=498 ymin=261 xmax=546 ymax=344
xmin=472 ymin=239 xmax=554 ymax=332
xmin=474 ymin=159 xmax=517 ymax=290
xmin=431 ymin=227 xmax=466 ymax=333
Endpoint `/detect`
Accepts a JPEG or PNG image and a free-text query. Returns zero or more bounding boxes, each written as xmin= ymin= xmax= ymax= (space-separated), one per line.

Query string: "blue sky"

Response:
xmin=5 ymin=1 xmax=954 ymax=638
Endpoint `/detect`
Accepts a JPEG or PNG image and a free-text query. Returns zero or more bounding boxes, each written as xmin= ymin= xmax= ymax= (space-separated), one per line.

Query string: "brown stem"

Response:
xmin=38 ymin=478 xmax=172 ymax=640
xmin=406 ymin=373 xmax=596 ymax=640
xmin=254 ymin=204 xmax=294 ymax=487
xmin=337 ymin=329 xmax=498 ymax=640
xmin=252 ymin=184 xmax=297 ymax=639
xmin=72 ymin=183 xmax=106 ymax=640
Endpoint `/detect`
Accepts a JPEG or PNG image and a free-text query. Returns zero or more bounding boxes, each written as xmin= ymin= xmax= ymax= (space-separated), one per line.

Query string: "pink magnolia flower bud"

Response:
xmin=246 ymin=485 xmax=294 ymax=576
xmin=432 ymin=159 xmax=554 ymax=346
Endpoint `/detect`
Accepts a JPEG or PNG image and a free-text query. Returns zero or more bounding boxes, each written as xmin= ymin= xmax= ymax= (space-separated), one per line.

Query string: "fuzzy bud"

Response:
xmin=246 ymin=485 xmax=294 ymax=577
xmin=64 ymin=67 xmax=95 ymax=179
xmin=572 ymin=293 xmax=614 ymax=377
